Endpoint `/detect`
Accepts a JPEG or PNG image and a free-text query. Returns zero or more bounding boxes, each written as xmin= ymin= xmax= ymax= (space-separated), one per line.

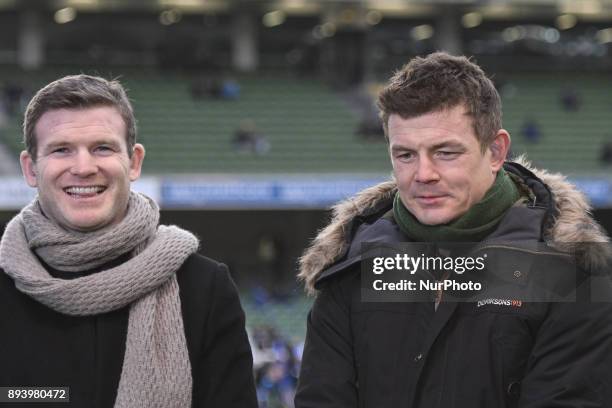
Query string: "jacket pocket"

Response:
xmin=452 ymin=309 xmax=535 ymax=408
xmin=493 ymin=329 xmax=530 ymax=408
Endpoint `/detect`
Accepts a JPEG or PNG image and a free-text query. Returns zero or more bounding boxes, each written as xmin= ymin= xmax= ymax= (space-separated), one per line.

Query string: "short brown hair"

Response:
xmin=377 ymin=52 xmax=501 ymax=151
xmin=23 ymin=74 xmax=137 ymax=159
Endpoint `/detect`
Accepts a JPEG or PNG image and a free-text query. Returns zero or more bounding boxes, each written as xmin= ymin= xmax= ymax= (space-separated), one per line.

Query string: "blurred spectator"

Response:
xmin=233 ymin=120 xmax=270 ymax=154
xmin=560 ymin=87 xmax=581 ymax=112
xmin=601 ymin=141 xmax=612 ymax=165
xmin=251 ymin=285 xmax=272 ymax=308
xmin=355 ymin=116 xmax=385 ymax=141
xmin=251 ymin=326 xmax=299 ymax=408
xmin=220 ymin=78 xmax=241 ymax=100
xmin=233 ymin=119 xmax=257 ymax=152
xmin=208 ymin=80 xmax=222 ymax=98
xmin=190 ymin=76 xmax=231 ymax=100
xmin=521 ymin=117 xmax=542 ymax=143
xmin=350 ymin=85 xmax=386 ymax=141
xmin=190 ymin=76 xmax=240 ymax=101
xmin=257 ymin=362 xmax=295 ymax=408
xmin=257 ymin=235 xmax=285 ymax=292
xmin=253 ymin=133 xmax=271 ymax=155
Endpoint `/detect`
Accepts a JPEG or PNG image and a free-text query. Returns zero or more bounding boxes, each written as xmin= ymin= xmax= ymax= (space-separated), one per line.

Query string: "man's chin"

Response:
xmin=59 ymin=214 xmax=114 ymax=232
xmin=414 ymin=211 xmax=455 ymax=226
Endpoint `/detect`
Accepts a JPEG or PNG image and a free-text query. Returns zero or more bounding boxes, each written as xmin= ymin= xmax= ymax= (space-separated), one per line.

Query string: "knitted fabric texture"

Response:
xmin=0 ymin=192 xmax=198 ymax=408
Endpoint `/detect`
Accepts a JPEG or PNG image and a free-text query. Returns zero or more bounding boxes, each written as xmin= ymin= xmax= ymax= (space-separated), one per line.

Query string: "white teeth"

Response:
xmin=65 ymin=186 xmax=105 ymax=195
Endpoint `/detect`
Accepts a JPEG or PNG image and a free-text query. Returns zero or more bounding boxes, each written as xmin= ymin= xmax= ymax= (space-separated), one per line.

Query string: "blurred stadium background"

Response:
xmin=1 ymin=0 xmax=612 ymax=406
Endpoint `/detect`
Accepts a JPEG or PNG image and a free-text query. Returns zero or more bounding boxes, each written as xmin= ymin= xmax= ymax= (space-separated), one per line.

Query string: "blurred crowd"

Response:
xmin=250 ymin=325 xmax=304 ymax=408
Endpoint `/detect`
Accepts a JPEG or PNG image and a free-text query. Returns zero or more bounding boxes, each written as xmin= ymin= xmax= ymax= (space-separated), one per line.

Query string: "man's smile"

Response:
xmin=63 ymin=185 xmax=107 ymax=198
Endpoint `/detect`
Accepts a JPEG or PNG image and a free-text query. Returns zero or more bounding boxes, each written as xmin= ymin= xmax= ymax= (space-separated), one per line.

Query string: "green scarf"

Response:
xmin=393 ymin=168 xmax=520 ymax=242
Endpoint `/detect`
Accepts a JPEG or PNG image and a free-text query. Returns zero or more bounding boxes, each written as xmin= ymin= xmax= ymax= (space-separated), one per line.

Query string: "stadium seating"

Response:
xmin=130 ymin=74 xmax=391 ymax=173
xmin=1 ymin=68 xmax=611 ymax=175
xmin=241 ymin=293 xmax=313 ymax=341
xmin=501 ymin=73 xmax=612 ymax=175
xmin=0 ymin=67 xmax=390 ymax=173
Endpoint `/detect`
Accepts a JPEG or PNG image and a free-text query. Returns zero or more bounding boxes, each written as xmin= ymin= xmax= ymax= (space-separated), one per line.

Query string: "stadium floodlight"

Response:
xmin=159 ymin=9 xmax=182 ymax=25
xmin=64 ymin=0 xmax=98 ymax=8
xmin=365 ymin=10 xmax=383 ymax=26
xmin=596 ymin=28 xmax=612 ymax=44
xmin=411 ymin=24 xmax=434 ymax=41
xmin=461 ymin=12 xmax=482 ymax=29
xmin=54 ymin=7 xmax=76 ymax=24
xmin=312 ymin=23 xmax=336 ymax=40
xmin=558 ymin=0 xmax=601 ymax=15
xmin=556 ymin=14 xmax=577 ymax=30
xmin=502 ymin=26 xmax=524 ymax=42
xmin=263 ymin=10 xmax=286 ymax=28
xmin=159 ymin=0 xmax=203 ymax=8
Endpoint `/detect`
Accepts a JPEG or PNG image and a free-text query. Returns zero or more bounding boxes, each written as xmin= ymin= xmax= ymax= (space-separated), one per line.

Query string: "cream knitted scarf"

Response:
xmin=0 ymin=192 xmax=198 ymax=408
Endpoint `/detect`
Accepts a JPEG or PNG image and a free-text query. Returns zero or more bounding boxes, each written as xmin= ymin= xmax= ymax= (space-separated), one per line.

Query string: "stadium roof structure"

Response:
xmin=1 ymin=0 xmax=611 ymax=209
xmin=4 ymin=0 xmax=612 ymax=19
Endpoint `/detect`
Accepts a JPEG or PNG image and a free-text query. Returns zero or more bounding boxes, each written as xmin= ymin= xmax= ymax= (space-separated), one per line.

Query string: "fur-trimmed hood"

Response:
xmin=298 ymin=157 xmax=611 ymax=294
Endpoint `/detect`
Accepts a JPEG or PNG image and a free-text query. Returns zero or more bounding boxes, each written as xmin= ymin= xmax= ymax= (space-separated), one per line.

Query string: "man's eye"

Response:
xmin=96 ymin=145 xmax=114 ymax=153
xmin=437 ymin=151 xmax=459 ymax=158
xmin=51 ymin=147 xmax=69 ymax=154
xmin=397 ymin=152 xmax=414 ymax=160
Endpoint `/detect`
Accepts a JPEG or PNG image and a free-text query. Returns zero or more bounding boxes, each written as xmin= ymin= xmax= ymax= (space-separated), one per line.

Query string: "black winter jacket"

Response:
xmin=295 ymin=161 xmax=612 ymax=408
xmin=0 ymin=253 xmax=258 ymax=408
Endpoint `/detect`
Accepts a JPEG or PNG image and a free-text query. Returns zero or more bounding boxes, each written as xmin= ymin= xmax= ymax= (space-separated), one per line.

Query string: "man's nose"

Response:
xmin=69 ymin=150 xmax=98 ymax=176
xmin=414 ymin=156 xmax=440 ymax=183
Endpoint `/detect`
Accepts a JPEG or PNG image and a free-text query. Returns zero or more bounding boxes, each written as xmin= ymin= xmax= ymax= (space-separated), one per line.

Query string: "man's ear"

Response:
xmin=20 ymin=151 xmax=38 ymax=188
xmin=129 ymin=143 xmax=145 ymax=181
xmin=489 ymin=129 xmax=511 ymax=172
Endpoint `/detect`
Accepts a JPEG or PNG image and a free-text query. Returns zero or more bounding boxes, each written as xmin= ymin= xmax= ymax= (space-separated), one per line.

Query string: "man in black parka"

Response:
xmin=0 ymin=74 xmax=258 ymax=407
xmin=295 ymin=53 xmax=612 ymax=407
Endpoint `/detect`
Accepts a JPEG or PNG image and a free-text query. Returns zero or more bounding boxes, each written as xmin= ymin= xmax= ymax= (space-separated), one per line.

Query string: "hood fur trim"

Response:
xmin=298 ymin=156 xmax=610 ymax=294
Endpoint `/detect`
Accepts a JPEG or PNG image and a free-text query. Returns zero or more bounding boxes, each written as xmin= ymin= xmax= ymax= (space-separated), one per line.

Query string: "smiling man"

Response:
xmin=295 ymin=53 xmax=612 ymax=407
xmin=0 ymin=75 xmax=257 ymax=407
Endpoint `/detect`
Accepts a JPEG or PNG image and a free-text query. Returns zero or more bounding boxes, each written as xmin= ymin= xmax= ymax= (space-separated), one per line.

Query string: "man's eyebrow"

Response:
xmin=430 ymin=141 xmax=466 ymax=150
xmin=93 ymin=139 xmax=122 ymax=147
xmin=391 ymin=141 xmax=467 ymax=153
xmin=390 ymin=144 xmax=414 ymax=153
xmin=40 ymin=141 xmax=69 ymax=152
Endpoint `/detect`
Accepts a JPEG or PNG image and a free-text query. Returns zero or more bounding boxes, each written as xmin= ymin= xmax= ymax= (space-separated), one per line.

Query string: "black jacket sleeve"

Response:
xmin=191 ymin=263 xmax=258 ymax=408
xmin=518 ymin=276 xmax=612 ymax=407
xmin=295 ymin=275 xmax=359 ymax=408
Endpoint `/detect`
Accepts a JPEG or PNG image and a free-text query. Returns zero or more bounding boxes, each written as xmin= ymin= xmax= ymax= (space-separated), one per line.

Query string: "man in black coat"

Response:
xmin=295 ymin=52 xmax=612 ymax=407
xmin=0 ymin=74 xmax=258 ymax=407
